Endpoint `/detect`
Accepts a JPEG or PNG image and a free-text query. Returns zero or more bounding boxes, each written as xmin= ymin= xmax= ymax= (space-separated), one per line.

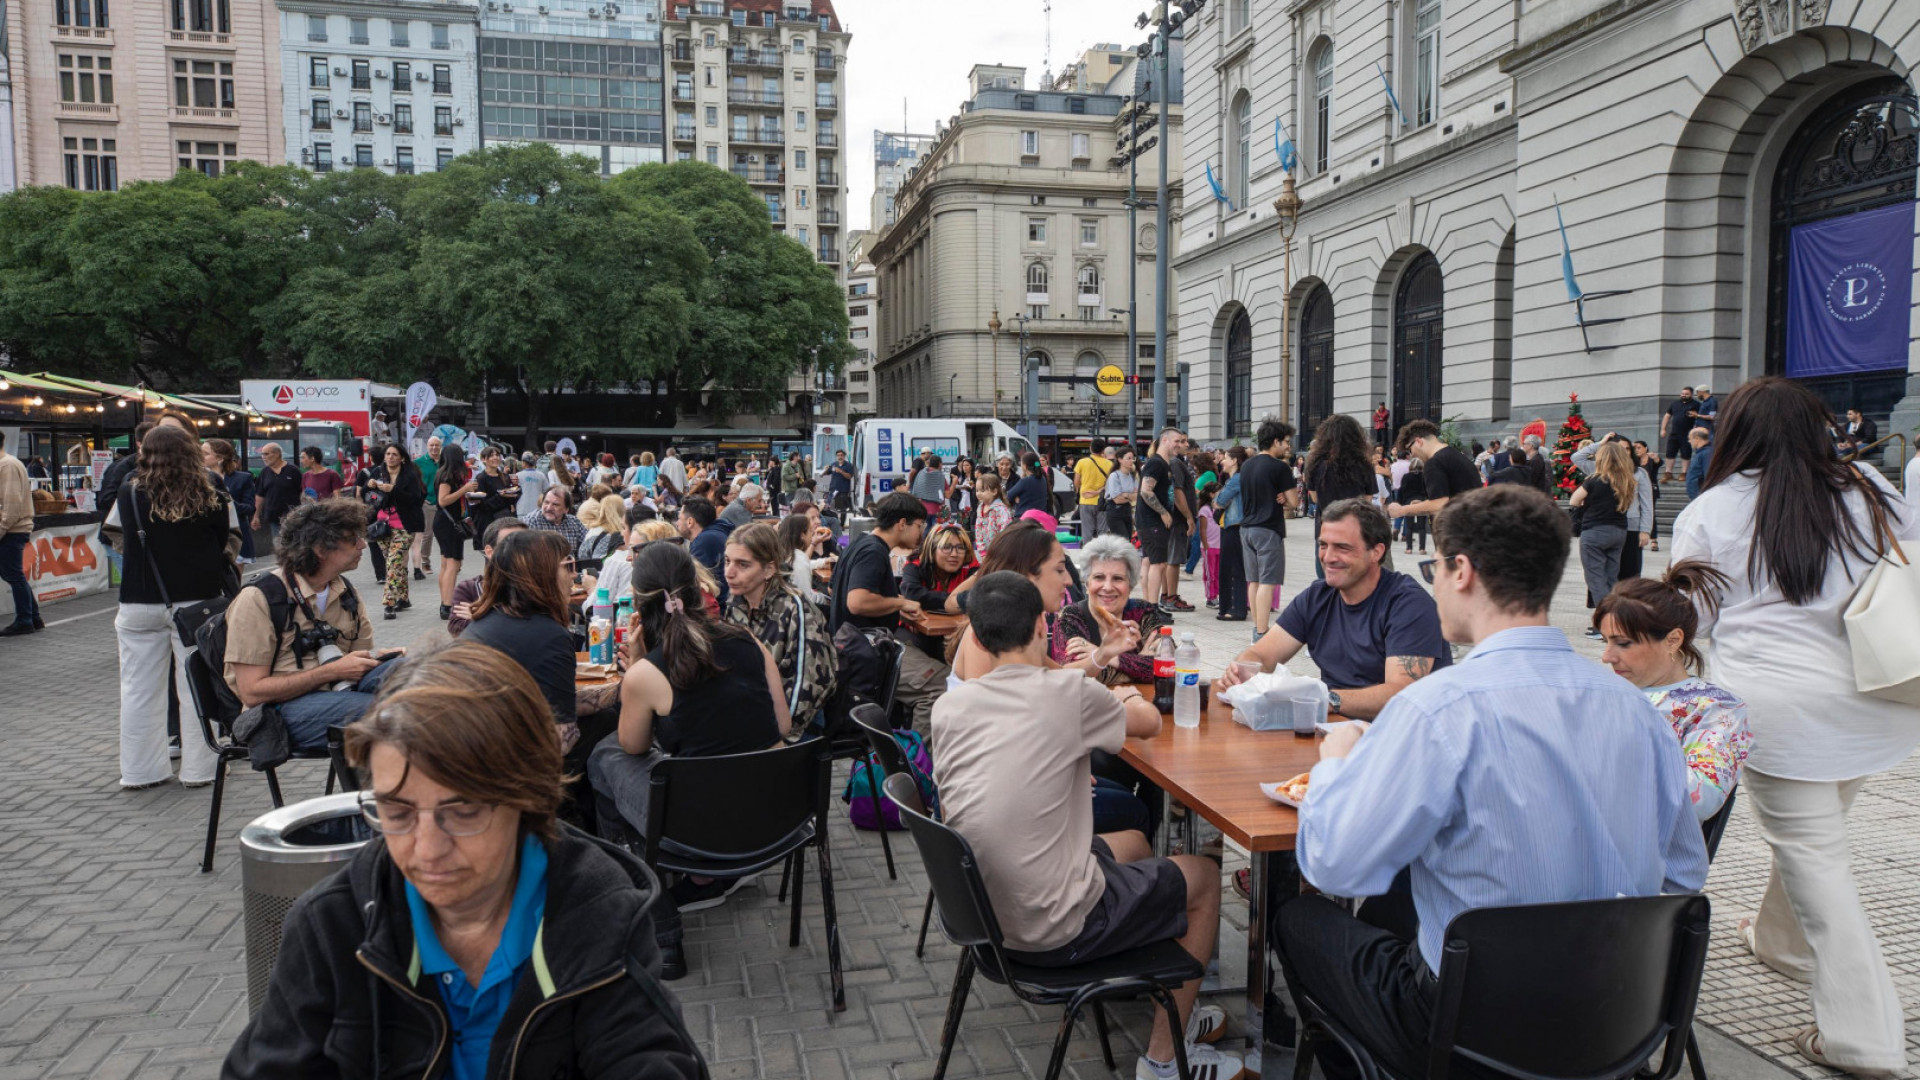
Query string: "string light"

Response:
xmin=116 ymin=399 xmax=128 ymax=407
xmin=28 ymin=396 xmax=44 ymax=406
xmin=0 ymin=378 xmax=10 ymax=390
xmin=64 ymin=404 xmax=78 ymax=414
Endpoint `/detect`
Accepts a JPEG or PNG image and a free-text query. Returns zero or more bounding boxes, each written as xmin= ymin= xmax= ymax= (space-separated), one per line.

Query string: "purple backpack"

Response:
xmin=842 ymin=729 xmax=936 ymax=831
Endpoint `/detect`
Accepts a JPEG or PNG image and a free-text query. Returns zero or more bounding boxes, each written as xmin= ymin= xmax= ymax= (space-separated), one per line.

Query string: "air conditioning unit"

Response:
xmin=382 ymin=158 xmax=393 ymax=166
xmin=376 ymin=113 xmax=390 ymax=124
xmin=451 ymin=116 xmax=465 ymax=126
xmin=537 ymin=4 xmax=547 ymax=12
xmin=374 ymin=69 xmax=388 ymax=78
xmin=339 ymin=156 xmax=353 ymax=165
xmin=500 ymin=3 xmax=512 ymax=11
xmin=587 ymin=8 xmax=600 ymax=15
xmin=415 ymin=71 xmax=429 ymax=81
xmin=334 ymin=108 xmax=351 ymax=118
xmin=334 ymin=66 xmax=348 ymax=75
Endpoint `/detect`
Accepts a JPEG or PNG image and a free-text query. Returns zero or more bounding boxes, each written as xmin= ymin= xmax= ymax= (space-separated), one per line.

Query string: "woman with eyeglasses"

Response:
xmin=225 ymin=641 xmax=705 ymax=1080
xmin=900 ymin=523 xmax=979 ymax=660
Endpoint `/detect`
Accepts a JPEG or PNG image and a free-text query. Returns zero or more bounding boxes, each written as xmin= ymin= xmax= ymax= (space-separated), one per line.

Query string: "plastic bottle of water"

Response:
xmin=1174 ymin=632 xmax=1201 ymax=729
xmin=1152 ymin=627 xmax=1177 ymax=713
xmin=592 ymin=586 xmax=614 ymax=626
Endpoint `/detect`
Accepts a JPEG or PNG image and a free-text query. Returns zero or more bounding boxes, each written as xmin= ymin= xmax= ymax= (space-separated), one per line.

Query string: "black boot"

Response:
xmin=657 ymin=939 xmax=688 ymax=980
xmin=439 ymin=605 xmax=451 ymax=621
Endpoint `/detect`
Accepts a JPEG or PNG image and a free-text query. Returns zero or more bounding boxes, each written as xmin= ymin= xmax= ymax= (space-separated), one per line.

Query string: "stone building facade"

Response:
xmin=1173 ymin=0 xmax=1919 ymax=446
xmin=868 ymin=60 xmax=1184 ymax=442
xmin=277 ymin=0 xmax=479 ymax=175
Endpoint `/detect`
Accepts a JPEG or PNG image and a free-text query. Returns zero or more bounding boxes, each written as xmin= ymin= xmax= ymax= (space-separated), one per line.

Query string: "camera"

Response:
xmin=293 ymin=622 xmax=345 ymax=662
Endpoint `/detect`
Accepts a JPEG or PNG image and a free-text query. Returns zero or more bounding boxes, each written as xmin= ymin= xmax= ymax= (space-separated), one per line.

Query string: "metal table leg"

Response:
xmin=1244 ymin=850 xmax=1301 ymax=1074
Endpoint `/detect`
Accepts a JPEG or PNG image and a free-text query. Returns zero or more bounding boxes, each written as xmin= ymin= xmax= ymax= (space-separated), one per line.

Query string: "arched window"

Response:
xmin=1232 ymin=92 xmax=1252 ymax=209
xmin=1225 ymin=308 xmax=1252 ymax=436
xmin=1309 ymin=40 xmax=1334 ymax=173
xmin=1392 ymin=254 xmax=1444 ymax=433
xmin=1075 ymin=351 xmax=1103 ymax=402
xmin=1026 ymin=261 xmax=1049 ymax=296
xmin=1077 ymin=264 xmax=1100 ymax=297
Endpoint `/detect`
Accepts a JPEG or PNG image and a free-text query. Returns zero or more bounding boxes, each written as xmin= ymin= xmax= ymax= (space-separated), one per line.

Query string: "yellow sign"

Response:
xmin=1095 ymin=365 xmax=1126 ymax=397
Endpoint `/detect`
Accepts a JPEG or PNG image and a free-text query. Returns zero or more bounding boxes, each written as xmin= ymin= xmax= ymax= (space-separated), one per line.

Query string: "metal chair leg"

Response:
xmin=1293 ymin=1025 xmax=1320 ymax=1080
xmin=868 ymin=753 xmax=897 ymax=880
xmin=788 ymin=849 xmax=807 ymax=948
xmin=933 ymin=950 xmax=976 ymax=1080
xmin=816 ymin=839 xmax=844 ymax=1012
xmin=916 ymin=889 xmax=935 ymax=958
xmin=264 ymin=767 xmax=285 ymax=808
xmin=200 ymin=757 xmax=229 ymax=874
xmin=1042 ymin=1003 xmax=1082 ymax=1080
xmin=778 ymin=850 xmax=793 ymax=902
xmin=1092 ymin=1001 xmax=1116 ymax=1070
xmin=324 ymin=760 xmax=336 ymax=795
xmin=1150 ymin=986 xmax=1195 ymax=1080
xmin=1686 ymin=1027 xmax=1707 ymax=1080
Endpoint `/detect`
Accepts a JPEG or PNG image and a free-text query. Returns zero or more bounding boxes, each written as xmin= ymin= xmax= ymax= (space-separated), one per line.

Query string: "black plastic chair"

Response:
xmin=1290 ymin=893 xmax=1711 ymax=1080
xmin=852 ymin=704 xmax=937 ymax=957
xmin=1681 ymin=788 xmax=1737 ymax=1080
xmin=181 ymin=648 xmax=336 ymax=874
xmin=818 ymin=634 xmax=907 ymax=880
xmin=645 ymin=739 xmax=844 ymax=1012
xmin=883 ymin=772 xmax=1199 ymax=1080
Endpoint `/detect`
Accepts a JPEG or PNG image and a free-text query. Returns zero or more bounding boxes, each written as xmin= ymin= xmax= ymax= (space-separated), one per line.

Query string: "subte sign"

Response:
xmin=1095 ymin=365 xmax=1127 ymax=397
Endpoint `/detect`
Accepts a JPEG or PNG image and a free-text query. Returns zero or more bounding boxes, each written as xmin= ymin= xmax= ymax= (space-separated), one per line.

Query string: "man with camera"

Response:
xmin=223 ymin=499 xmax=403 ymax=751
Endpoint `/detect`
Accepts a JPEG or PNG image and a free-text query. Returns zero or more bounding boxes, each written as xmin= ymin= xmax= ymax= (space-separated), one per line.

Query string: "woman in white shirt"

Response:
xmin=1670 ymin=377 xmax=1918 ymax=1076
xmin=778 ymin=512 xmax=832 ymax=604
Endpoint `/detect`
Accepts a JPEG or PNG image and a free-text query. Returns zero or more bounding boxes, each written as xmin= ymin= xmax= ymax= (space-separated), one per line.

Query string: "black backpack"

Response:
xmin=191 ymin=570 xmax=361 ymax=726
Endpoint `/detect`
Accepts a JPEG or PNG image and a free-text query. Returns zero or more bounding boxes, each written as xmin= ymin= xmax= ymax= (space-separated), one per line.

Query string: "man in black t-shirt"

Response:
xmin=1134 ymin=429 xmax=1183 ymax=613
xmin=1238 ymin=419 xmax=1300 ymax=638
xmin=1387 ymin=420 xmax=1481 ymax=524
xmin=1658 ymin=387 xmax=1696 ymax=481
xmin=1489 ymin=445 xmax=1534 ymax=487
xmin=830 ymin=491 xmax=945 ymax=731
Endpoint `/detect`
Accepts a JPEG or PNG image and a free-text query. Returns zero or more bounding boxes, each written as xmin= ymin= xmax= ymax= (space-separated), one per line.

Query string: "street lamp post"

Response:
xmin=949 ymin=372 xmax=958 ymax=417
xmin=988 ymin=308 xmax=1003 ymax=419
xmin=1273 ymin=175 xmax=1302 ymax=434
xmin=1136 ymin=0 xmax=1203 ymax=437
xmin=1015 ymin=313 xmax=1035 ymax=443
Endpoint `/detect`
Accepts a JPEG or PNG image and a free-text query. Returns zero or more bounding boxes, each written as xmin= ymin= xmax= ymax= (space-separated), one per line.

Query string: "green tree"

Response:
xmin=611 ymin=161 xmax=852 ymax=426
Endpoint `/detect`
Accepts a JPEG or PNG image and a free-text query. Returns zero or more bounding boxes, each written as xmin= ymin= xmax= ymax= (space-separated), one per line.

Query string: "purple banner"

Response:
xmin=1785 ymin=201 xmax=1915 ymax=378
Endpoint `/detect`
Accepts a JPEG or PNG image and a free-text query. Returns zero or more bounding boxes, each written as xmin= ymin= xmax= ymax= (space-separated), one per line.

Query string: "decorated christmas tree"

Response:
xmin=1551 ymin=393 xmax=1589 ymax=496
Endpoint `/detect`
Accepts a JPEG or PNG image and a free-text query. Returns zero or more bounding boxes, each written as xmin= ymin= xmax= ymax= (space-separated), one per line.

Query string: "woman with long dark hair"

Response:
xmin=105 ymin=424 xmax=238 ymax=789
xmin=202 ymin=438 xmax=257 ymax=564
xmin=1303 ymin=415 xmax=1378 ymax=579
xmin=1672 ymin=377 xmax=1918 ymax=1074
xmin=365 ymin=444 xmax=426 ymax=618
xmin=1213 ymin=446 xmax=1250 ymax=620
xmin=462 ymin=529 xmax=581 ymax=728
xmin=433 ymin=442 xmax=478 ymax=620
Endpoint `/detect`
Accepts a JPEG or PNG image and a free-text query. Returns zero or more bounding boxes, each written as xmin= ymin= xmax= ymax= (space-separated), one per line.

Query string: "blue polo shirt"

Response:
xmin=405 ymin=834 xmax=550 ymax=1080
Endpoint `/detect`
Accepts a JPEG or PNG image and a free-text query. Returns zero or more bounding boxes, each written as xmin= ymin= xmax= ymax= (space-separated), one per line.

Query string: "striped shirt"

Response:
xmin=1297 ymin=626 xmax=1708 ymax=970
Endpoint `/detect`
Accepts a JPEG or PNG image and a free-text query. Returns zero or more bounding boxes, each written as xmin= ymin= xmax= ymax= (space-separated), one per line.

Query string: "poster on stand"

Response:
xmin=0 ymin=521 xmax=110 ymax=617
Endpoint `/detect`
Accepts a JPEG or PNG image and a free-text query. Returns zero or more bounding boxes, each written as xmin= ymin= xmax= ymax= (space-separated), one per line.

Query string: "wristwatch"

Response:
xmin=1327 ymin=690 xmax=1344 ymax=715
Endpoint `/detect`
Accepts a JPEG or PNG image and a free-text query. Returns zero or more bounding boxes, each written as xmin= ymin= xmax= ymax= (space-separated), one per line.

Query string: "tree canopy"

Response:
xmin=0 ymin=145 xmax=850 ymax=440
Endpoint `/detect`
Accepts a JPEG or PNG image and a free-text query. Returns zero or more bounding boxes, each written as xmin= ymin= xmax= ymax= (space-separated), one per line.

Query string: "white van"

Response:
xmin=850 ymin=418 xmax=1037 ymax=510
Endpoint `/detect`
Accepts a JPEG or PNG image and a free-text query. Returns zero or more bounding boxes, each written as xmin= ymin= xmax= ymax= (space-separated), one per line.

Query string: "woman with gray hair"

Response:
xmin=1057 ymin=534 xmax=1168 ymax=687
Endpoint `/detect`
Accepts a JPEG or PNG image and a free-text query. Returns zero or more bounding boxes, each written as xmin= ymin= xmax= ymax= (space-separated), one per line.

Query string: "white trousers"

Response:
xmin=116 ymin=602 xmax=220 ymax=787
xmin=1743 ymin=767 xmax=1907 ymax=1071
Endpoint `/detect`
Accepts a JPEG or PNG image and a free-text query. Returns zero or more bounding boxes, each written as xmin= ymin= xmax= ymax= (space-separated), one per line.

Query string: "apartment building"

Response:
xmin=477 ymin=0 xmax=665 ymax=174
xmin=0 ymin=21 xmax=16 ymax=191
xmin=1173 ymin=0 xmax=1920 ymax=444
xmin=869 ymin=128 xmax=930 ymax=229
xmin=278 ymin=0 xmax=479 ymax=175
xmin=867 ymin=61 xmax=1183 ymax=439
xmin=6 ymin=0 xmax=285 ymax=188
xmin=843 ymin=227 xmax=873 ymax=417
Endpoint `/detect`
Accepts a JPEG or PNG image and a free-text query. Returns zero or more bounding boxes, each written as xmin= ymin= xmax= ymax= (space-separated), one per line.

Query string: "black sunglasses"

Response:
xmin=1417 ymin=555 xmax=1464 ymax=585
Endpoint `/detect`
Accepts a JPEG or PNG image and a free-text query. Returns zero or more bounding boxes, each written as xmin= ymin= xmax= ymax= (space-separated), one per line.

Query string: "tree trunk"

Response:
xmin=522 ymin=383 xmax=544 ymax=452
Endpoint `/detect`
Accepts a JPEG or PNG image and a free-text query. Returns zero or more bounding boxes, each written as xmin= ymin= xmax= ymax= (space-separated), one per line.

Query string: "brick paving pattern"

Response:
xmin=0 ymin=524 xmax=1909 ymax=1078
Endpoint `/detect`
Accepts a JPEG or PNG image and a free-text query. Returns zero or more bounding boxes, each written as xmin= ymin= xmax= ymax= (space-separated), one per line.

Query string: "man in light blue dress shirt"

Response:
xmin=1277 ymin=486 xmax=1709 ymax=1080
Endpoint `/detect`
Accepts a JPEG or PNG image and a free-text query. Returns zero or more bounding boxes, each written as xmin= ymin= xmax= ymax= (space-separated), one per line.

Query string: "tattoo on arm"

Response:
xmin=1139 ymin=478 xmax=1167 ymax=515
xmin=1395 ymin=656 xmax=1435 ymax=682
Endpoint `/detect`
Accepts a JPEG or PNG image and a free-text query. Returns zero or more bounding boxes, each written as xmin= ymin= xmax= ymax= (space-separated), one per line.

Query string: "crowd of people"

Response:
xmin=15 ymin=376 xmax=1913 ymax=1080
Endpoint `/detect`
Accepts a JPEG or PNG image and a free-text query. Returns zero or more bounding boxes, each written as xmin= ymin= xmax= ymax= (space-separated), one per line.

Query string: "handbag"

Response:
xmin=121 ymin=485 xmax=241 ymax=648
xmin=438 ymin=502 xmax=476 ymax=540
xmin=1842 ymin=492 xmax=1920 ymax=706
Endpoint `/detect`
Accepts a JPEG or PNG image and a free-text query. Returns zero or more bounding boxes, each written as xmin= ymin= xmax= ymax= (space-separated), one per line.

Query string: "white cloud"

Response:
xmin=835 ymin=0 xmax=1150 ymax=233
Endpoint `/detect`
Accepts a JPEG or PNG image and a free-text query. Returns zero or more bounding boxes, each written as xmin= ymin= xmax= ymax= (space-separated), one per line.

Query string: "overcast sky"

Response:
xmin=836 ymin=0 xmax=1148 ymax=233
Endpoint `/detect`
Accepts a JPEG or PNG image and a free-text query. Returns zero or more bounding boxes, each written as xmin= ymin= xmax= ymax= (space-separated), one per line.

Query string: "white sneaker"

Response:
xmin=1135 ymin=1043 xmax=1246 ymax=1080
xmin=1185 ymin=1004 xmax=1228 ymax=1045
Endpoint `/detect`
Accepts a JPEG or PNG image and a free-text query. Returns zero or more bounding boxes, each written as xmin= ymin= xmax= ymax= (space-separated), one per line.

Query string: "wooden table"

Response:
xmin=1121 ymin=695 xmax=1324 ymax=1067
xmin=573 ymin=651 xmax=622 ymax=689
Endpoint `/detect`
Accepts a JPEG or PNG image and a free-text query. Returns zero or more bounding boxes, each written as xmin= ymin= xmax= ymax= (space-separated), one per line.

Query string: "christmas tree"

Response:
xmin=1551 ymin=393 xmax=1589 ymax=496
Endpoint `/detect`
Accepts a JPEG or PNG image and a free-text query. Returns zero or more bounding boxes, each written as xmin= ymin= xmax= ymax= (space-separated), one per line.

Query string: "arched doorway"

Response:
xmin=1298 ymin=285 xmax=1334 ymax=436
xmin=1225 ymin=308 xmax=1252 ymax=437
xmin=1766 ymin=76 xmax=1917 ymax=422
xmin=1393 ymin=254 xmax=1444 ymax=434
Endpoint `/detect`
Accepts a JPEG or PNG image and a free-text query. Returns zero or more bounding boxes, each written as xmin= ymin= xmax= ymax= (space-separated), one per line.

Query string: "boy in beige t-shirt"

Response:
xmin=931 ymin=571 xmax=1242 ymax=1080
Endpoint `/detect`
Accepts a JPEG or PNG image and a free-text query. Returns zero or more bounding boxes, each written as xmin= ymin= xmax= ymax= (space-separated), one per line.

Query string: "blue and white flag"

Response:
xmin=1553 ymin=196 xmax=1583 ymax=303
xmin=1273 ymin=117 xmax=1297 ymax=174
xmin=1374 ymin=62 xmax=1408 ymax=126
xmin=1204 ymin=161 xmax=1237 ymax=211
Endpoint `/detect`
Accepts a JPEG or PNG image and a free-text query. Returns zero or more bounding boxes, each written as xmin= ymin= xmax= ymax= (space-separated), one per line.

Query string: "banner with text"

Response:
xmin=404 ymin=381 xmax=437 ymax=447
xmin=0 ymin=522 xmax=110 ymax=617
xmin=1785 ymin=201 xmax=1915 ymax=379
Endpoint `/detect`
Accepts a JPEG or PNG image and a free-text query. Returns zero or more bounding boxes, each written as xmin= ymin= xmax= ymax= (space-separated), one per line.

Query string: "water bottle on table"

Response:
xmin=1174 ymin=632 xmax=1201 ymax=729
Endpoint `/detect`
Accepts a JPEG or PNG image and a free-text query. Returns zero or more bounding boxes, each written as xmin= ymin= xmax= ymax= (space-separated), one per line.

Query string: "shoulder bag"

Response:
xmin=1842 ymin=487 xmax=1920 ymax=707
xmin=121 ymin=485 xmax=242 ymax=648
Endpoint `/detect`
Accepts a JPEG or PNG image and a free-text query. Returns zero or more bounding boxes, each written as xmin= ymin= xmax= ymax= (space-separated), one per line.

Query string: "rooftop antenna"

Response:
xmin=1043 ymin=0 xmax=1053 ymax=86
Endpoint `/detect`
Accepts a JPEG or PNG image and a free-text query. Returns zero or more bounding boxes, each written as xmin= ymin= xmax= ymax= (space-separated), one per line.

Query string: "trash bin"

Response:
xmin=239 ymin=792 xmax=374 ymax=1012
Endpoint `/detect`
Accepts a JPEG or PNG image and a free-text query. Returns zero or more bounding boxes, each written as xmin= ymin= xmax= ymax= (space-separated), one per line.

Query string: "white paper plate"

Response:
xmin=1260 ymin=781 xmax=1305 ymax=809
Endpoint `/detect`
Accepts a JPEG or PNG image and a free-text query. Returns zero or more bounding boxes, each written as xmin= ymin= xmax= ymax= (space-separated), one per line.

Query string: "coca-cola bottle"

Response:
xmin=1152 ymin=626 xmax=1176 ymax=713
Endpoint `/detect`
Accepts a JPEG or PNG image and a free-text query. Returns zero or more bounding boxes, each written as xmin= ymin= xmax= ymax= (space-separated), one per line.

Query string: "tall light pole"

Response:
xmin=1273 ymin=175 xmax=1301 ymax=434
xmin=1137 ymin=0 xmax=1202 ymax=436
xmin=949 ymin=372 xmax=958 ymax=417
xmin=988 ymin=308 xmax=1003 ymax=418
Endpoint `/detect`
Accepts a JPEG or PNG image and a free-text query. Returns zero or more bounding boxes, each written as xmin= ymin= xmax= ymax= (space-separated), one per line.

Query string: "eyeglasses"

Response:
xmin=1418 ymin=558 xmax=1438 ymax=585
xmin=358 ymin=794 xmax=496 ymax=837
xmin=936 ymin=544 xmax=971 ymax=554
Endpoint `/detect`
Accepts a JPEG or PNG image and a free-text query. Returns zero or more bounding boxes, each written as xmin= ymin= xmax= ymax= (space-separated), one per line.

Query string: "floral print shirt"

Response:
xmin=973 ymin=500 xmax=1013 ymax=560
xmin=1642 ymin=677 xmax=1752 ymax=822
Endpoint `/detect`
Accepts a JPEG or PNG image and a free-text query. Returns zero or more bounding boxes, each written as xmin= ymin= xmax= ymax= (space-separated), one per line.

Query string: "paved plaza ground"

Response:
xmin=0 ymin=524 xmax=1914 ymax=1079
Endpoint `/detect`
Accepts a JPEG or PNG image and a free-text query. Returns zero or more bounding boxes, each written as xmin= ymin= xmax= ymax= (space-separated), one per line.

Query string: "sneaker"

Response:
xmin=1135 ymin=1043 xmax=1246 ymax=1080
xmin=1583 ymin=627 xmax=1604 ymax=641
xmin=0 ymin=622 xmax=37 ymax=637
xmin=1169 ymin=597 xmax=1196 ymax=612
xmin=168 ymin=737 xmax=182 ymax=760
xmin=1204 ymin=598 xmax=1217 ymax=608
xmin=412 ymin=568 xmax=426 ymax=581
xmin=439 ymin=605 xmax=452 ymax=621
xmin=1157 ymin=601 xmax=1179 ymax=617
xmin=1252 ymin=627 xmax=1266 ymax=643
xmin=1214 ymin=612 xmax=1244 ymax=622
xmin=1185 ymin=1004 xmax=1229 ymax=1045
xmin=670 ymin=875 xmax=748 ymax=912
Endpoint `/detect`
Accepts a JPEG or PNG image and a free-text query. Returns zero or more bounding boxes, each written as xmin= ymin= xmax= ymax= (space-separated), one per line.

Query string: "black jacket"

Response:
xmin=223 ymin=825 xmax=707 ymax=1080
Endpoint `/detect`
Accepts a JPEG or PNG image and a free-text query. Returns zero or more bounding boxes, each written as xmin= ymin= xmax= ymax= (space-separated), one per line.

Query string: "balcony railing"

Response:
xmin=730 ymin=165 xmax=784 ymax=184
xmin=814 ymin=53 xmax=837 ymax=69
xmin=814 ymin=93 xmax=838 ymax=109
xmin=432 ymin=80 xmax=452 ymax=94
xmin=729 ymin=47 xmax=779 ymax=67
xmin=817 ymin=248 xmax=841 ymax=263
xmin=768 ymin=207 xmax=784 ymax=223
xmin=672 ymin=42 xmax=693 ymax=60
xmin=735 ymin=128 xmax=783 ymax=145
xmin=728 ymin=89 xmax=783 ymax=107
xmin=816 ymin=171 xmax=839 ymax=186
xmin=673 ymin=85 xmax=695 ymax=100
xmin=672 ymin=124 xmax=697 ymax=140
xmin=434 ymin=122 xmax=453 ymax=136
xmin=814 ymin=132 xmax=838 ymax=148
xmin=817 ymin=208 xmax=840 ymax=224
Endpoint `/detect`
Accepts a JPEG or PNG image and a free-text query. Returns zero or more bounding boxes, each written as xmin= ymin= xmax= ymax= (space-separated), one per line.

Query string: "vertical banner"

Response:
xmin=404 ymin=382 xmax=438 ymax=446
xmin=1785 ymin=201 xmax=1915 ymax=378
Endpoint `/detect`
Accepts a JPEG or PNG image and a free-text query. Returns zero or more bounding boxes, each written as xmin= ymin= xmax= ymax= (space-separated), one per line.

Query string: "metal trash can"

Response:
xmin=239 ymin=792 xmax=374 ymax=1012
